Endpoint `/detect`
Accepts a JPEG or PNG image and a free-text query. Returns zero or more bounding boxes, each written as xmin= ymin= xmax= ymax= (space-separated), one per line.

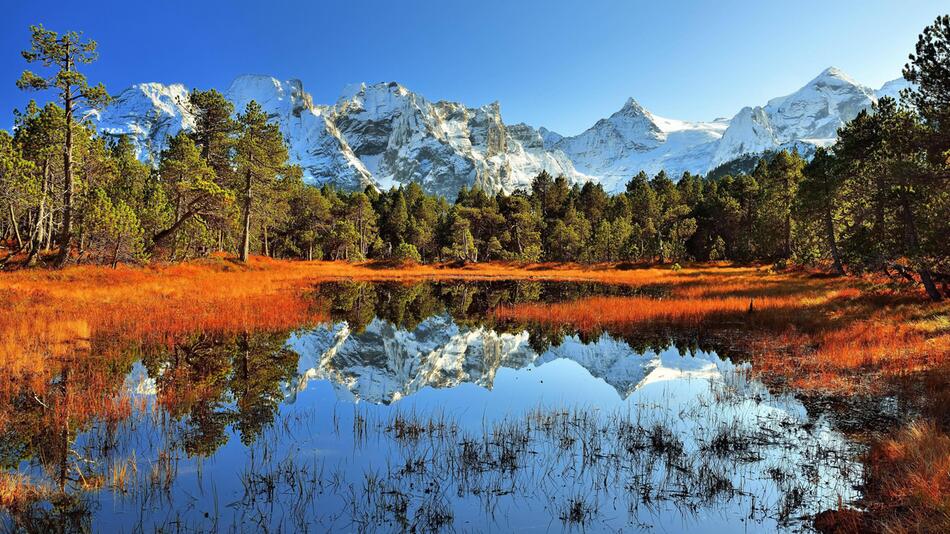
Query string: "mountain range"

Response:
xmin=121 ymin=314 xmax=730 ymax=404
xmin=92 ymin=67 xmax=910 ymax=197
xmin=285 ymin=315 xmax=730 ymax=404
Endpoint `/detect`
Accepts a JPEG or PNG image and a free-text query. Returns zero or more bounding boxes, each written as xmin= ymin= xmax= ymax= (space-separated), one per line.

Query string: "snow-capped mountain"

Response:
xmin=550 ymin=67 xmax=907 ymax=189
xmin=286 ymin=315 xmax=726 ymax=404
xmin=93 ymin=82 xmax=195 ymax=164
xmin=708 ymin=67 xmax=885 ymax=169
xmin=93 ymin=67 xmax=909 ymax=196
xmin=95 ymin=76 xmax=588 ymax=197
xmin=547 ymin=98 xmax=729 ymax=191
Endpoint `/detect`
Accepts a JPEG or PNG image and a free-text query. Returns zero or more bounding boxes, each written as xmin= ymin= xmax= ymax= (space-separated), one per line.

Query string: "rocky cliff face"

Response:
xmin=92 ymin=68 xmax=908 ymax=196
xmin=94 ymin=77 xmax=588 ymax=197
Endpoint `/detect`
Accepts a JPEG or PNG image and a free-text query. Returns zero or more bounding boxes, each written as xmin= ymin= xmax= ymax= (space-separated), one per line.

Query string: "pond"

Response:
xmin=2 ymin=281 xmax=862 ymax=532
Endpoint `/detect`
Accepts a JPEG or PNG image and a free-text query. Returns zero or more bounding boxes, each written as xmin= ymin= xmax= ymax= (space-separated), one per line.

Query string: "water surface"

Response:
xmin=2 ymin=281 xmax=861 ymax=532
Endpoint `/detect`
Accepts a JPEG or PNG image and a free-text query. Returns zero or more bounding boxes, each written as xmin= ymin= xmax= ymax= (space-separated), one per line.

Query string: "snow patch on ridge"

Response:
xmin=90 ymin=68 xmax=911 ymax=196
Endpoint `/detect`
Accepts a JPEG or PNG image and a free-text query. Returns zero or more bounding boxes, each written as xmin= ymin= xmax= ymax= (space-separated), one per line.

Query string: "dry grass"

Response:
xmin=838 ymin=420 xmax=950 ymax=534
xmin=0 ymin=473 xmax=51 ymax=511
xmin=492 ymin=267 xmax=949 ymax=395
xmin=869 ymin=421 xmax=950 ymax=512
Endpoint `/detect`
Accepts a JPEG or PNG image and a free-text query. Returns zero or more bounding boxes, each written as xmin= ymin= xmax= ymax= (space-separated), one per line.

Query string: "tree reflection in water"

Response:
xmin=0 ymin=280 xmax=866 ymax=532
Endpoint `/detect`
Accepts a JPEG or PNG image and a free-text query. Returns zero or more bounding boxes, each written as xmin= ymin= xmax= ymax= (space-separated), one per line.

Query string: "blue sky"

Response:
xmin=1 ymin=0 xmax=946 ymax=135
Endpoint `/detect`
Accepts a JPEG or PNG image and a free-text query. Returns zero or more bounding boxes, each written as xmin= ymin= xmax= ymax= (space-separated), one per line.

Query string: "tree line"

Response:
xmin=0 ymin=19 xmax=947 ymax=300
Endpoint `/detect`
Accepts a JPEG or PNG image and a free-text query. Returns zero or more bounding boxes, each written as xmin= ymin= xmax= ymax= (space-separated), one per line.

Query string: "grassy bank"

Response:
xmin=1 ymin=255 xmax=947 ymax=532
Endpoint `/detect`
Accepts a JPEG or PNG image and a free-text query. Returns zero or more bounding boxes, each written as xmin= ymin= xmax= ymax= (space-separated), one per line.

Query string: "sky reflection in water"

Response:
xmin=8 ymin=282 xmax=860 ymax=533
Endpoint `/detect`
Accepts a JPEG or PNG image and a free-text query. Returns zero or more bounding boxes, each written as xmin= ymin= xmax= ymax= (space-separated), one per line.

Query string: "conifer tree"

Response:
xmin=18 ymin=25 xmax=109 ymax=266
xmin=903 ymin=14 xmax=950 ymax=156
xmin=153 ymin=132 xmax=231 ymax=254
xmin=799 ymin=148 xmax=845 ymax=274
xmin=234 ymin=101 xmax=292 ymax=262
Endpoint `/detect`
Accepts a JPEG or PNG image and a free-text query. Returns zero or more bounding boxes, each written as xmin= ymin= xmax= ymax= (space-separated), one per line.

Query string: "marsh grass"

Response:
xmin=0 ymin=370 xmax=861 ymax=532
xmin=0 ymin=259 xmax=944 ymax=531
xmin=492 ymin=268 xmax=949 ymax=397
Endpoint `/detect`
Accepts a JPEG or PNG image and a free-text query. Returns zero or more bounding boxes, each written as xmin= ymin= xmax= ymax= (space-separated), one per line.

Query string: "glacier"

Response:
xmin=92 ymin=67 xmax=909 ymax=196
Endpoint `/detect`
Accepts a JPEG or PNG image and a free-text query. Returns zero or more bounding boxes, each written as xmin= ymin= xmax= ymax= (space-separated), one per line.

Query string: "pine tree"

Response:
xmin=343 ymin=192 xmax=379 ymax=260
xmin=626 ymin=172 xmax=659 ymax=260
xmin=835 ymin=97 xmax=945 ymax=300
xmin=766 ymin=150 xmax=805 ymax=259
xmin=903 ymin=14 xmax=950 ymax=156
xmin=234 ymin=101 xmax=292 ymax=262
xmin=501 ymin=193 xmax=542 ymax=261
xmin=385 ymin=190 xmax=409 ymax=246
xmin=799 ymin=148 xmax=845 ymax=274
xmin=189 ymin=89 xmax=236 ymax=173
xmin=442 ymin=211 xmax=478 ymax=262
xmin=153 ymin=132 xmax=231 ymax=254
xmin=18 ymin=25 xmax=109 ymax=266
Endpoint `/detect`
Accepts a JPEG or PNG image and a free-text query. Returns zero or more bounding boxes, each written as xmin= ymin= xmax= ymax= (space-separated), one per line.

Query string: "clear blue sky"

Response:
xmin=1 ymin=0 xmax=946 ymax=135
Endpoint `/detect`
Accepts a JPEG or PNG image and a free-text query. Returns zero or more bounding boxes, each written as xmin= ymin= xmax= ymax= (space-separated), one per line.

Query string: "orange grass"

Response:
xmin=856 ymin=420 xmax=950 ymax=533
xmin=1 ymin=256 xmax=946 ymax=397
xmin=492 ymin=267 xmax=949 ymax=395
xmin=0 ymin=472 xmax=52 ymax=511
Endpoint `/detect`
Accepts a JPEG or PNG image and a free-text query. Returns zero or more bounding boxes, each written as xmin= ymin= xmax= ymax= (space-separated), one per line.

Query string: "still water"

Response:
xmin=3 ymin=282 xmax=860 ymax=532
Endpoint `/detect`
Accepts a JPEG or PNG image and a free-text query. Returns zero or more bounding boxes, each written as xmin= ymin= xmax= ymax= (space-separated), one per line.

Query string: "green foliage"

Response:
xmin=441 ymin=211 xmax=478 ymax=262
xmin=903 ymin=14 xmax=950 ymax=156
xmin=234 ymin=101 xmax=294 ymax=261
xmin=393 ymin=242 xmax=422 ymax=263
xmin=83 ymin=187 xmax=147 ymax=266
xmin=17 ymin=25 xmax=110 ymax=110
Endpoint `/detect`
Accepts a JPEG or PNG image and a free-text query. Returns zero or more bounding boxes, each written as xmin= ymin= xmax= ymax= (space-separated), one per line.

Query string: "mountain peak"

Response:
xmin=226 ymin=75 xmax=316 ymax=119
xmin=619 ymin=97 xmax=648 ymax=116
xmin=820 ymin=66 xmax=845 ymax=77
xmin=808 ymin=66 xmax=860 ymax=87
xmin=337 ymin=81 xmax=414 ymax=106
xmin=876 ymin=77 xmax=913 ymax=101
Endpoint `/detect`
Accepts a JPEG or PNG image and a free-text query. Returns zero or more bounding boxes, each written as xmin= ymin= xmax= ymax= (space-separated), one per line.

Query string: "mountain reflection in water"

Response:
xmin=3 ymin=281 xmax=860 ymax=533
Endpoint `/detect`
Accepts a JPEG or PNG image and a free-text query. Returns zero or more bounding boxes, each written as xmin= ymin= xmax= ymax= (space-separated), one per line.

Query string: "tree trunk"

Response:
xmin=8 ymin=205 xmax=22 ymax=249
xmin=784 ymin=211 xmax=792 ymax=259
xmin=358 ymin=209 xmax=366 ymax=258
xmin=112 ymin=232 xmax=122 ymax=269
xmin=823 ymin=207 xmax=845 ymax=276
xmin=263 ymin=225 xmax=269 ymax=257
xmin=44 ymin=210 xmax=54 ymax=251
xmin=239 ymin=170 xmax=252 ymax=262
xmin=38 ymin=159 xmax=49 ymax=247
xmin=899 ymin=189 xmax=942 ymax=301
xmin=54 ymin=50 xmax=74 ymax=268
xmin=25 ymin=227 xmax=40 ymax=266
xmin=149 ymin=208 xmax=202 ymax=254
xmin=27 ymin=159 xmax=50 ymax=266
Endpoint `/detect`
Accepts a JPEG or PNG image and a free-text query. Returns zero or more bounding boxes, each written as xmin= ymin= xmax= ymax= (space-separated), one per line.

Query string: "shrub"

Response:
xmin=393 ymin=243 xmax=422 ymax=264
